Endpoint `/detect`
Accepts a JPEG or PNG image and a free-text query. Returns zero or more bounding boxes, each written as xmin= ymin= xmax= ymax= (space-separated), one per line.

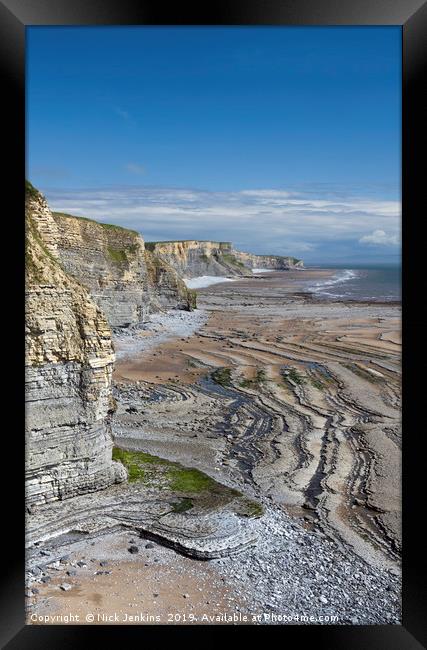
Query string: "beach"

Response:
xmin=26 ymin=268 xmax=401 ymax=625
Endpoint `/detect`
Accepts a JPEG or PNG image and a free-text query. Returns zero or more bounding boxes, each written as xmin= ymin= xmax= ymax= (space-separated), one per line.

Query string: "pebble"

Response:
xmin=199 ymin=506 xmax=401 ymax=624
xmin=59 ymin=583 xmax=72 ymax=591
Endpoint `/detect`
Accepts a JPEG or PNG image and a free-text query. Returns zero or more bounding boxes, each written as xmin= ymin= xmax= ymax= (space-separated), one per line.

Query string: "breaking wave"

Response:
xmin=307 ymin=269 xmax=359 ymax=298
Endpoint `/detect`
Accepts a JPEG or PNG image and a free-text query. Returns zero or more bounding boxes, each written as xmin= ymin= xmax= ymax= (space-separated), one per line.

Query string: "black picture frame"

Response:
xmin=2 ymin=0 xmax=426 ymax=646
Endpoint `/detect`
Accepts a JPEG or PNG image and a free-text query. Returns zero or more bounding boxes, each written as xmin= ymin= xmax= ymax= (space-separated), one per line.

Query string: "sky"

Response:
xmin=27 ymin=26 xmax=401 ymax=264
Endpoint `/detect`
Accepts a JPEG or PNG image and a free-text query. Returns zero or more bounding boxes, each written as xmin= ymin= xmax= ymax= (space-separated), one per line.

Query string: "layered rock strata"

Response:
xmin=113 ymin=278 xmax=401 ymax=572
xmin=25 ymin=183 xmax=126 ymax=506
xmin=232 ymin=249 xmax=304 ymax=270
xmin=145 ymin=240 xmax=253 ymax=278
xmin=25 ymin=455 xmax=261 ymax=559
xmin=52 ymin=213 xmax=191 ymax=329
xmin=144 ymin=250 xmax=196 ymax=311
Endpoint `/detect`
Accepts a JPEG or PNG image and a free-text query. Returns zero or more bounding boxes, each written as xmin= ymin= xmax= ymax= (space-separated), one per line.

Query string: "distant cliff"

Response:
xmin=145 ymin=240 xmax=303 ymax=277
xmin=25 ymin=182 xmax=126 ymax=506
xmin=145 ymin=240 xmax=253 ymax=278
xmin=52 ymin=213 xmax=194 ymax=328
xmin=25 ymin=182 xmax=301 ymax=510
xmin=232 ymin=250 xmax=304 ymax=270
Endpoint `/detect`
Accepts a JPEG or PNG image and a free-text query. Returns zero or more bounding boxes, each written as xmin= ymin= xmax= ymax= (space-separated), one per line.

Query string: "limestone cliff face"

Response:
xmin=52 ymin=213 xmax=192 ymax=328
xmin=145 ymin=250 xmax=196 ymax=310
xmin=232 ymin=250 xmax=304 ymax=270
xmin=145 ymin=240 xmax=253 ymax=278
xmin=25 ymin=183 xmax=126 ymax=507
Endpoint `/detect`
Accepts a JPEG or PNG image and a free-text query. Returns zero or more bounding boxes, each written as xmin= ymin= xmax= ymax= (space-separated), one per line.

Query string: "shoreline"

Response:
xmin=26 ymin=268 xmax=401 ymax=625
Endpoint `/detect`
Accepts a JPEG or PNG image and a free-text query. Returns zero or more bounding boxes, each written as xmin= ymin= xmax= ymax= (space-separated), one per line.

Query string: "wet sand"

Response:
xmin=28 ymin=531 xmax=249 ymax=625
xmin=114 ymin=269 xmax=401 ymax=569
xmin=114 ymin=269 xmax=336 ymax=385
xmin=28 ymin=269 xmax=401 ymax=625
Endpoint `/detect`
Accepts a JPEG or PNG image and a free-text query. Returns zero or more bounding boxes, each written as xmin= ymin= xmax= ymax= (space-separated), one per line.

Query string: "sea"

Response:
xmin=303 ymin=264 xmax=401 ymax=302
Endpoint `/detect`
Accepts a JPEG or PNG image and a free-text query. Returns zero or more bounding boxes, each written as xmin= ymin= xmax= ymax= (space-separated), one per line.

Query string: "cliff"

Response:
xmin=52 ymin=213 xmax=192 ymax=329
xmin=232 ymin=250 xmax=304 ymax=270
xmin=145 ymin=250 xmax=196 ymax=310
xmin=25 ymin=183 xmax=300 ymax=509
xmin=145 ymin=240 xmax=303 ymax=277
xmin=25 ymin=182 xmax=126 ymax=507
xmin=145 ymin=240 xmax=253 ymax=279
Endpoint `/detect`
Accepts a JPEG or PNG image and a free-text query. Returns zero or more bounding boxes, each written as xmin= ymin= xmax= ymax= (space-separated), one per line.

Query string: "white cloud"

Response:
xmin=359 ymin=229 xmax=399 ymax=246
xmin=44 ymin=185 xmax=401 ymax=260
xmin=240 ymin=189 xmax=294 ymax=199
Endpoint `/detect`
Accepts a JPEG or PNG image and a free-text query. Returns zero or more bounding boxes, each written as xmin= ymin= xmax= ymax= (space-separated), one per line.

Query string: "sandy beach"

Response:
xmin=27 ymin=269 xmax=401 ymax=625
xmin=23 ymin=21 xmax=405 ymax=635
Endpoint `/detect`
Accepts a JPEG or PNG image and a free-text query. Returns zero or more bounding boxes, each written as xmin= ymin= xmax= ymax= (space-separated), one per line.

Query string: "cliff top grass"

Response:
xmin=145 ymin=241 xmax=301 ymax=264
xmin=25 ymin=180 xmax=42 ymax=201
xmin=52 ymin=211 xmax=140 ymax=236
xmin=112 ymin=447 xmax=263 ymax=517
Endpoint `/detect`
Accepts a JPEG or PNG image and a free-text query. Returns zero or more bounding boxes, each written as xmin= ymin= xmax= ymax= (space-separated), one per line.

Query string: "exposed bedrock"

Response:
xmin=25 ymin=184 xmax=259 ymax=556
xmin=232 ymin=249 xmax=304 ymax=270
xmin=111 ymin=289 xmax=401 ymax=572
xmin=144 ymin=249 xmax=196 ymax=311
xmin=146 ymin=240 xmax=303 ymax=278
xmin=25 ymin=183 xmax=126 ymax=506
xmin=26 ymin=467 xmax=261 ymax=560
xmin=145 ymin=240 xmax=254 ymax=278
xmin=52 ymin=212 xmax=191 ymax=329
xmin=145 ymin=240 xmax=303 ymax=278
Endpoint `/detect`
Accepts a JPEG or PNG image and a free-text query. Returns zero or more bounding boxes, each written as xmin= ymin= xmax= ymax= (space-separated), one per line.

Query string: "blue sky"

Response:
xmin=27 ymin=26 xmax=401 ymax=263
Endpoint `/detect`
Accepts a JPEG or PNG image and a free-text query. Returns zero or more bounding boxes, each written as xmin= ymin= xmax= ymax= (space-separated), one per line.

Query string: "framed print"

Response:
xmin=1 ymin=0 xmax=426 ymax=647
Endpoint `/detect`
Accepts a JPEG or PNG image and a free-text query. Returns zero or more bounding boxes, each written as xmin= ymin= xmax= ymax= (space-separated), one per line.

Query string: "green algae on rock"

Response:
xmin=112 ymin=447 xmax=263 ymax=518
xmin=211 ymin=367 xmax=232 ymax=387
